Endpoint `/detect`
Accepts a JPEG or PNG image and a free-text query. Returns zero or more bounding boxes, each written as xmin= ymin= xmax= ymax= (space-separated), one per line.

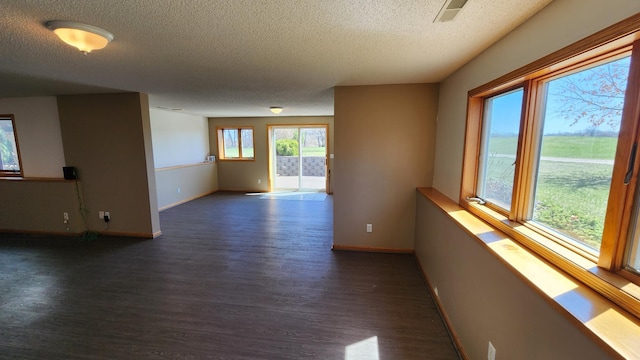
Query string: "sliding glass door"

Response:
xmin=270 ymin=126 xmax=327 ymax=192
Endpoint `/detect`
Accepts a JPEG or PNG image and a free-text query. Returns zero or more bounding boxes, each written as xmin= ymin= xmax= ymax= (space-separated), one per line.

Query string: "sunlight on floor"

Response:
xmin=345 ymin=336 xmax=380 ymax=360
xmin=258 ymin=191 xmax=328 ymax=201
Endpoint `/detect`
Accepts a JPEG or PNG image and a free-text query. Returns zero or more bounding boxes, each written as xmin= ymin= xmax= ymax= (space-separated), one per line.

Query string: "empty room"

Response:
xmin=2 ymin=1 xmax=640 ymax=359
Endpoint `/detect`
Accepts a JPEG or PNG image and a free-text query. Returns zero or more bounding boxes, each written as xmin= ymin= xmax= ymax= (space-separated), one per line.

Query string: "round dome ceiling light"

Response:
xmin=46 ymin=20 xmax=114 ymax=54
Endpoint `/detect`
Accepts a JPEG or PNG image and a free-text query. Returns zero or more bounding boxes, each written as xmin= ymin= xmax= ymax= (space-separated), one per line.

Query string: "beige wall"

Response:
xmin=433 ymin=0 xmax=640 ymax=201
xmin=0 ymin=96 xmax=79 ymax=234
xmin=208 ymin=116 xmax=334 ymax=192
xmin=0 ymin=180 xmax=82 ymax=234
xmin=0 ymin=97 xmax=66 ymax=177
xmin=138 ymin=95 xmax=161 ymax=236
xmin=426 ymin=1 xmax=640 ymax=358
xmin=156 ymin=163 xmax=218 ymax=210
xmin=57 ymin=93 xmax=160 ymax=237
xmin=415 ymin=194 xmax=610 ymax=360
xmin=333 ymin=84 xmax=438 ymax=250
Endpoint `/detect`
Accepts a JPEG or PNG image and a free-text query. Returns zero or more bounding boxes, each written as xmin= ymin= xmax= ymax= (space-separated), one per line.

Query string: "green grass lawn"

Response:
xmin=222 ymin=147 xmax=253 ymax=158
xmin=484 ymin=156 xmax=611 ymax=249
xmin=302 ymin=147 xmax=327 ymax=156
xmin=223 ymin=146 xmax=326 ymax=158
xmin=534 ymin=161 xmax=612 ymax=249
xmin=482 ymin=135 xmax=619 ymax=250
xmin=489 ymin=135 xmax=617 ymax=159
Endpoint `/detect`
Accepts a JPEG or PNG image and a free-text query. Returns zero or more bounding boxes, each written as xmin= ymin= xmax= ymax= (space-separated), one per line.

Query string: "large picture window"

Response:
xmin=461 ymin=16 xmax=640 ymax=318
xmin=0 ymin=115 xmax=22 ymax=177
xmin=216 ymin=127 xmax=254 ymax=160
xmin=530 ymin=55 xmax=629 ymax=252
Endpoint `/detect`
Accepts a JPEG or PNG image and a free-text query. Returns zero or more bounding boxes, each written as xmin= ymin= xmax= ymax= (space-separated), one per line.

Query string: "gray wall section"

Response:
xmin=276 ymin=156 xmax=326 ymax=176
xmin=414 ymin=194 xmax=612 ymax=360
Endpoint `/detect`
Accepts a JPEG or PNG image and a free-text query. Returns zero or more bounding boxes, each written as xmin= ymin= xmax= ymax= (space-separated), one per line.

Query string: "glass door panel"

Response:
xmin=300 ymin=128 xmax=326 ymax=191
xmin=274 ymin=128 xmax=299 ymax=190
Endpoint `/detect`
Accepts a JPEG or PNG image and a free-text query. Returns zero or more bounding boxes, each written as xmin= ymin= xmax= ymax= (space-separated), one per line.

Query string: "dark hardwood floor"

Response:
xmin=0 ymin=192 xmax=459 ymax=359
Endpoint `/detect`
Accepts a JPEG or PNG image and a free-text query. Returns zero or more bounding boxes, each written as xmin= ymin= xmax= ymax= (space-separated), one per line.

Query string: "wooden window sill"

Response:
xmin=155 ymin=162 xmax=215 ymax=172
xmin=418 ymin=187 xmax=640 ymax=359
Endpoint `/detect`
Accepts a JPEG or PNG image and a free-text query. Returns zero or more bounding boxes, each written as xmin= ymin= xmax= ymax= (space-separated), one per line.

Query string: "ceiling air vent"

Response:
xmin=157 ymin=106 xmax=183 ymax=111
xmin=434 ymin=0 xmax=469 ymax=22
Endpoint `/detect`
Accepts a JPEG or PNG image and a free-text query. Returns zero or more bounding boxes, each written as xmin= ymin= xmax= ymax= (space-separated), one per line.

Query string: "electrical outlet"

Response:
xmin=488 ymin=341 xmax=496 ymax=360
xmin=258 ymin=179 xmax=261 ymax=184
xmin=99 ymin=211 xmax=104 ymax=219
xmin=177 ymin=187 xmax=181 ymax=194
xmin=366 ymin=224 xmax=372 ymax=233
xmin=104 ymin=211 xmax=110 ymax=219
xmin=63 ymin=212 xmax=69 ymax=221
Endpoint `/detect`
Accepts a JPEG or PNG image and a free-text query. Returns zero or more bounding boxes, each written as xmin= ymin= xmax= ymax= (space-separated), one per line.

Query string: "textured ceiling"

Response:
xmin=0 ymin=0 xmax=552 ymax=117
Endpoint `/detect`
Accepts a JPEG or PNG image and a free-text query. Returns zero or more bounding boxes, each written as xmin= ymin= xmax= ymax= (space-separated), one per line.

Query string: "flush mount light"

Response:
xmin=46 ymin=20 xmax=114 ymax=54
xmin=270 ymin=107 xmax=283 ymax=115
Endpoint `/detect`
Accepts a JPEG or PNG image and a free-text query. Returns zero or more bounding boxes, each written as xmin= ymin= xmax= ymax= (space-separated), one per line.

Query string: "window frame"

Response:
xmin=460 ymin=14 xmax=640 ymax=319
xmin=216 ymin=126 xmax=255 ymax=161
xmin=0 ymin=114 xmax=23 ymax=177
xmin=474 ymin=84 xmax=528 ymax=215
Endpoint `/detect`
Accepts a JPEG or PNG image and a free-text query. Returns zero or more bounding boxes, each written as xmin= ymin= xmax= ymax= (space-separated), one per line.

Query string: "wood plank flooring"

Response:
xmin=0 ymin=192 xmax=459 ymax=359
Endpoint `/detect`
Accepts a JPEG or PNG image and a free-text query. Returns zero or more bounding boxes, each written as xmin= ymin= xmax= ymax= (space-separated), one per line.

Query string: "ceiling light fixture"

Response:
xmin=46 ymin=21 xmax=114 ymax=54
xmin=270 ymin=107 xmax=283 ymax=115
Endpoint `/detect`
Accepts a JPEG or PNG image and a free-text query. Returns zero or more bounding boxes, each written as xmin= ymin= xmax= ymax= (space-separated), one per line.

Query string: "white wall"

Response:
xmin=150 ymin=108 xmax=217 ymax=210
xmin=149 ymin=108 xmax=210 ymax=168
xmin=0 ymin=97 xmax=66 ymax=177
xmin=155 ymin=163 xmax=217 ymax=210
xmin=432 ymin=0 xmax=640 ymax=201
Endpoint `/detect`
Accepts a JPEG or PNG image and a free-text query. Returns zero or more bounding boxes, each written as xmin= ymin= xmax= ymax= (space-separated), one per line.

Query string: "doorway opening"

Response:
xmin=268 ymin=125 xmax=328 ymax=193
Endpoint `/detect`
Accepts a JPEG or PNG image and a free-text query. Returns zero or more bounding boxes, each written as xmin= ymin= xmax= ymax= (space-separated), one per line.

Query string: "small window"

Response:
xmin=477 ymin=88 xmax=524 ymax=211
xmin=217 ymin=127 xmax=254 ymax=160
xmin=0 ymin=115 xmax=22 ymax=177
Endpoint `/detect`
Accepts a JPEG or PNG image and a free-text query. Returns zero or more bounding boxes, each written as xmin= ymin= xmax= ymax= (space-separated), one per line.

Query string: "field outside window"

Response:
xmin=531 ymin=56 xmax=629 ymax=251
xmin=217 ymin=127 xmax=254 ymax=160
xmin=478 ymin=88 xmax=523 ymax=210
xmin=461 ymin=19 xmax=640 ymax=318
xmin=0 ymin=115 xmax=21 ymax=176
